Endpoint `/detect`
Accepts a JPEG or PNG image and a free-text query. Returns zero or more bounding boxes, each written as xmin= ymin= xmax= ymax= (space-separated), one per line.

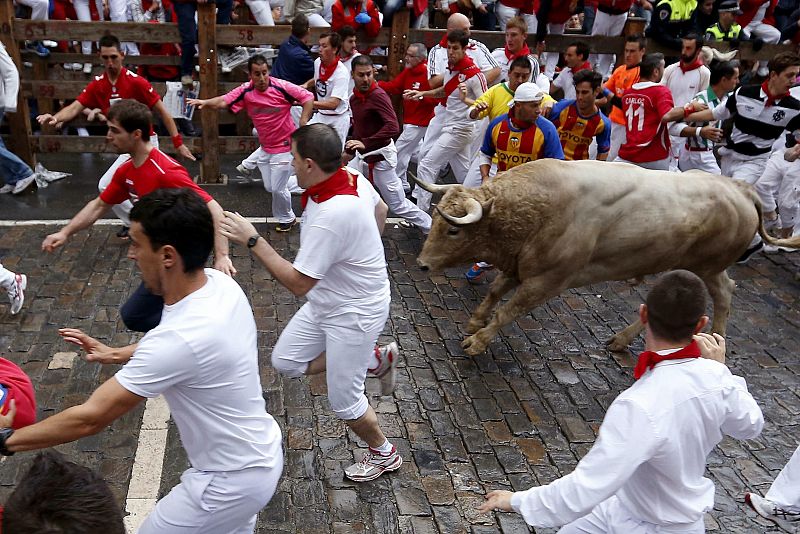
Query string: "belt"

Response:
xmin=685 ymin=146 xmax=712 ymax=152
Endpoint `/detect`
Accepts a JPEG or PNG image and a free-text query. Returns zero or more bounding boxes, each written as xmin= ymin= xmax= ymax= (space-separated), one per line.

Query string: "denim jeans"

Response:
xmin=582 ymin=5 xmax=596 ymax=34
xmin=174 ymin=0 xmax=234 ymax=77
xmin=473 ymin=2 xmax=497 ymax=31
xmin=0 ymin=111 xmax=34 ymax=186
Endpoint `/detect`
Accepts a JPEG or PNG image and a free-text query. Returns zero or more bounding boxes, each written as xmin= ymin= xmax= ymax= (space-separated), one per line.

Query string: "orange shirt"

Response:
xmin=604 ymin=64 xmax=640 ymax=125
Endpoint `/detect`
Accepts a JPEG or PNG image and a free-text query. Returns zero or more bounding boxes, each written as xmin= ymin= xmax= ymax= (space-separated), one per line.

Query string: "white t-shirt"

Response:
xmin=428 ymin=39 xmax=499 ymax=79
xmin=490 ymin=48 xmax=540 ymax=84
xmin=294 ymin=168 xmax=389 ymax=317
xmin=661 ymin=63 xmax=711 ymax=107
xmin=443 ymin=69 xmax=487 ymax=131
xmin=553 ymin=66 xmax=577 ymax=101
xmin=115 ymin=269 xmax=282 ymax=472
xmin=314 ymin=57 xmax=351 ymax=116
xmin=340 ymin=51 xmax=361 ymax=92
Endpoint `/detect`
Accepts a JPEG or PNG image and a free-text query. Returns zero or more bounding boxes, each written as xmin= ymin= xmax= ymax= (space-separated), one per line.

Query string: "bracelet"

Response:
xmin=172 ymin=134 xmax=184 ymax=149
xmin=695 ymin=127 xmax=702 ymax=138
xmin=683 ymin=104 xmax=694 ymax=118
xmin=0 ymin=428 xmax=14 ymax=456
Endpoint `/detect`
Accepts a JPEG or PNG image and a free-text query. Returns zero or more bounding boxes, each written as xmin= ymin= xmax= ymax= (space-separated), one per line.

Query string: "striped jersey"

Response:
xmin=712 ymin=84 xmax=800 ymax=156
xmin=481 ymin=114 xmax=564 ymax=171
xmin=685 ymin=87 xmax=724 ymax=151
xmin=549 ymin=99 xmax=612 ymax=160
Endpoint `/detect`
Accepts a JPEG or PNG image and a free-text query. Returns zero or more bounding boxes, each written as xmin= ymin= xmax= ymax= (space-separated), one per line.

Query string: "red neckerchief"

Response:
xmin=508 ymin=105 xmax=534 ymax=130
xmin=439 ymin=33 xmax=449 ymax=48
xmin=504 ymin=42 xmax=531 ymax=61
xmin=301 ymin=168 xmax=359 ymax=209
xmin=318 ymin=57 xmax=340 ymax=83
xmin=679 ymin=56 xmax=703 ymax=74
xmin=762 ymin=81 xmax=789 ymax=107
xmin=352 ymin=81 xmax=378 ymax=103
xmin=633 ymin=340 xmax=701 ymax=380
xmin=574 ymin=60 xmax=592 ymax=74
xmin=443 ymin=55 xmax=480 ymax=99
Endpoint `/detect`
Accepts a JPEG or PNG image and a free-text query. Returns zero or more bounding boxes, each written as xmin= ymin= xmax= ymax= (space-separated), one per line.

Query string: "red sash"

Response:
xmin=301 ymin=168 xmax=359 ymax=208
xmin=762 ymin=81 xmax=789 ymax=107
xmin=504 ymin=43 xmax=531 ymax=61
xmin=443 ymin=56 xmax=481 ymax=103
xmin=318 ymin=58 xmax=340 ymax=83
xmin=633 ymin=340 xmax=702 ymax=380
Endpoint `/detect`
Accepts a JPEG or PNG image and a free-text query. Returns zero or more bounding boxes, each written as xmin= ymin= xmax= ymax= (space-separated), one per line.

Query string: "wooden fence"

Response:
xmin=0 ymin=1 xmax=792 ymax=182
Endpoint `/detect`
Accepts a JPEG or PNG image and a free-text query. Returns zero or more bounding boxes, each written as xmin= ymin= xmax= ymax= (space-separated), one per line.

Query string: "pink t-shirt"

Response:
xmin=224 ymin=77 xmax=313 ymax=154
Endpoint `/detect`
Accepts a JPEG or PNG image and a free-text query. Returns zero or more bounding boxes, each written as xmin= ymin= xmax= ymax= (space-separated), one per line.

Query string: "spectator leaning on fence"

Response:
xmin=272 ymin=13 xmax=315 ymax=86
xmin=173 ymin=0 xmax=234 ymax=85
xmin=0 ymin=42 xmax=38 ymax=196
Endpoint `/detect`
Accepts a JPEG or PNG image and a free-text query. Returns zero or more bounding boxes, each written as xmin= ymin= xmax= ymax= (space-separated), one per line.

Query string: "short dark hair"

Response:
xmin=338 ymin=24 xmax=356 ymax=40
xmin=98 ymin=34 xmax=122 ymax=51
xmin=447 ymin=29 xmax=470 ymax=49
xmin=639 ymin=53 xmax=665 ymax=79
xmin=569 ymin=41 xmax=590 ymax=61
xmin=769 ymin=52 xmax=800 ymax=76
xmin=646 ymin=270 xmax=708 ymax=343
xmin=710 ymin=60 xmax=738 ymax=85
xmin=291 ymin=13 xmax=310 ymax=38
xmin=351 ymin=54 xmax=373 ymax=71
xmin=2 ymin=451 xmax=125 ymax=534
xmin=625 ymin=32 xmax=646 ymax=50
xmin=248 ymin=54 xmax=269 ymax=72
xmin=320 ymin=31 xmax=341 ymax=52
xmin=129 ymin=188 xmax=214 ymax=273
xmin=291 ymin=123 xmax=343 ymax=173
xmin=682 ymin=32 xmax=704 ymax=50
xmin=107 ymin=99 xmax=152 ymax=141
xmin=509 ymin=56 xmax=533 ymax=74
xmin=573 ymin=68 xmax=602 ymax=89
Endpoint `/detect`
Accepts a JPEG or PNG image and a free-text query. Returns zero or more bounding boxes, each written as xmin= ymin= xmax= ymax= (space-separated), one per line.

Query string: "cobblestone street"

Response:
xmin=0 ymin=219 xmax=798 ymax=533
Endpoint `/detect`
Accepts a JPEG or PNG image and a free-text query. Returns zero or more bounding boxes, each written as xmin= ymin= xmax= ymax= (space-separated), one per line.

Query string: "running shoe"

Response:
xmin=344 ymin=446 xmax=402 ymax=482
xmin=465 ymin=263 xmax=493 ymax=283
xmin=745 ymin=492 xmax=800 ymax=528
xmin=736 ymin=241 xmax=764 ymax=264
xmin=235 ymin=163 xmax=253 ymax=178
xmin=12 ymin=174 xmax=35 ymax=195
xmin=275 ymin=219 xmax=297 ymax=232
xmin=8 ymin=273 xmax=26 ymax=315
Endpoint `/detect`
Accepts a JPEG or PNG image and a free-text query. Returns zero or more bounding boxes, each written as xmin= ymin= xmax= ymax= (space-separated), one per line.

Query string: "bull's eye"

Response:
xmin=447 ymin=227 xmax=460 ymax=236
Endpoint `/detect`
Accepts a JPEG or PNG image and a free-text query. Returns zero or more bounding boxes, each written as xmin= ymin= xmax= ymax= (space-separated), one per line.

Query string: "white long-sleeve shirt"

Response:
xmin=661 ymin=63 xmax=711 ymax=108
xmin=0 ymin=43 xmax=20 ymax=113
xmin=511 ymin=354 xmax=764 ymax=529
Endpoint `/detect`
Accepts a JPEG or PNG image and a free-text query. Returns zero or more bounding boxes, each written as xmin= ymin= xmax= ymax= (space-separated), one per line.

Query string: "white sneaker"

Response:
xmin=368 ymin=341 xmax=400 ymax=395
xmin=83 ymin=63 xmax=93 ymax=74
xmin=8 ymin=273 xmax=26 ymax=315
xmin=344 ymin=446 xmax=402 ymax=482
xmin=63 ymin=62 xmax=73 ymax=71
xmin=235 ymin=163 xmax=253 ymax=178
xmin=12 ymin=174 xmax=35 ymax=195
xmin=0 ymin=184 xmax=13 ymax=194
xmin=745 ymin=492 xmax=800 ymax=528
xmin=71 ymin=62 xmax=83 ymax=71
xmin=43 ymin=40 xmax=57 ymax=48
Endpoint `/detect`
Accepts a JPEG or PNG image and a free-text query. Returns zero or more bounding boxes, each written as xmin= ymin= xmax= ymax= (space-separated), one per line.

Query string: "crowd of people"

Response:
xmin=0 ymin=0 xmax=800 ymax=531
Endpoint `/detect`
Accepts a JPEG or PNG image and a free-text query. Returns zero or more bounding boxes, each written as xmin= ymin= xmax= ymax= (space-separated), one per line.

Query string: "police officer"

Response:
xmin=705 ymin=0 xmax=743 ymax=42
xmin=650 ymin=0 xmax=700 ymax=52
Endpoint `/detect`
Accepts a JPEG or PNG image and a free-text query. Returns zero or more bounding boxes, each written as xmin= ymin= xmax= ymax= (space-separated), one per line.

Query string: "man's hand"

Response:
xmin=784 ymin=145 xmax=800 ymax=162
xmin=341 ymin=151 xmax=354 ymax=164
xmin=476 ymin=3 xmax=487 ymax=13
xmin=693 ymin=332 xmax=726 ymax=364
xmin=37 ymin=113 xmax=58 ymax=126
xmin=177 ymin=144 xmax=197 ymax=161
xmin=42 ymin=230 xmax=69 ymax=252
xmin=345 ymin=140 xmax=365 ymax=153
xmin=458 ymin=82 xmax=468 ymax=102
xmin=403 ymin=89 xmax=424 ymax=101
xmin=214 ymin=255 xmax=237 ymax=277
xmin=59 ymin=328 xmax=124 ymax=364
xmin=478 ymin=490 xmax=514 ymax=514
xmin=700 ymin=126 xmax=723 ymax=142
xmin=0 ymin=399 xmax=16 ymax=429
xmin=85 ymin=108 xmax=106 ymax=122
xmin=186 ymin=98 xmax=207 ymax=109
xmin=219 ymin=211 xmax=260 ymax=246
xmin=470 ymin=101 xmax=489 ymax=119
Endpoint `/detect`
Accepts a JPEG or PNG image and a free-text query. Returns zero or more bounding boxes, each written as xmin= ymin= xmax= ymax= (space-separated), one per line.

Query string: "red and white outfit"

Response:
xmin=415 ymin=56 xmax=487 ymax=212
xmin=591 ymin=0 xmax=632 ymax=77
xmin=309 ymin=57 xmax=352 ymax=149
xmin=491 ymin=43 xmax=542 ymax=85
xmin=762 ymin=444 xmax=800 ymax=513
xmin=271 ymin=170 xmax=390 ymax=422
xmin=223 ymin=78 xmax=313 ymax=224
xmin=616 ymin=81 xmax=675 ymax=170
xmin=661 ymin=58 xmax=710 ymax=171
xmin=79 ymin=67 xmax=163 ymax=225
xmin=510 ymin=343 xmax=764 ymax=532
xmin=552 ymin=60 xmax=592 ymax=101
xmin=739 ymin=0 xmax=780 ymax=77
xmin=0 ymin=357 xmax=36 ymax=430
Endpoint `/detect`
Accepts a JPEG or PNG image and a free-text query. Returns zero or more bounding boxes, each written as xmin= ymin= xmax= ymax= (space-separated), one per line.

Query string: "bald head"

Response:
xmin=447 ymin=13 xmax=470 ymax=35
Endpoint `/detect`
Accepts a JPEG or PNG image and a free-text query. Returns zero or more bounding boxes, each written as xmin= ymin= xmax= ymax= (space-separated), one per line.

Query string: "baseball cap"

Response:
xmin=509 ymin=82 xmax=545 ymax=107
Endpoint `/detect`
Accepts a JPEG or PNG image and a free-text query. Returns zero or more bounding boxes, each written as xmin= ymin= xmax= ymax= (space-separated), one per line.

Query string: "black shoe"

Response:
xmin=275 ymin=219 xmax=297 ymax=232
xmin=736 ymin=240 xmax=764 ymax=264
xmin=117 ymin=226 xmax=130 ymax=239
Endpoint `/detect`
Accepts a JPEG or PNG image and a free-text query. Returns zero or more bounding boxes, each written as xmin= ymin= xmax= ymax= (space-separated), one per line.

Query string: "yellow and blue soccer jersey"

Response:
xmin=549 ymin=99 xmax=612 ymax=160
xmin=481 ymin=114 xmax=564 ymax=171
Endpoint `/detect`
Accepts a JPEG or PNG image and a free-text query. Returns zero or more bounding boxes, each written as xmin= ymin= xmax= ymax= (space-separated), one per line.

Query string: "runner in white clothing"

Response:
xmin=480 ymin=270 xmax=764 ymax=533
xmin=306 ymin=32 xmax=352 ymax=149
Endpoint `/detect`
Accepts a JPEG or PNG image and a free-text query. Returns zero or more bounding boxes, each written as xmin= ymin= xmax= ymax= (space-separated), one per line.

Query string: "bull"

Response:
xmin=416 ymin=159 xmax=800 ymax=356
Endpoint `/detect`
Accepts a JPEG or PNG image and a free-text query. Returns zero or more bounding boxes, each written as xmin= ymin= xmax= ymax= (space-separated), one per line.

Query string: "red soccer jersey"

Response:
xmin=618 ymin=82 xmax=674 ymax=164
xmin=100 ymin=148 xmax=212 ymax=206
xmin=0 ymin=358 xmax=36 ymax=430
xmin=77 ymin=67 xmax=161 ymax=114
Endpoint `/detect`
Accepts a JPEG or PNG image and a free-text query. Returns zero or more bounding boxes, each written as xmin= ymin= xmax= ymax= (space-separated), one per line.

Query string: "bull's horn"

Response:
xmin=411 ymin=175 xmax=458 ymax=194
xmin=436 ymin=197 xmax=483 ymax=226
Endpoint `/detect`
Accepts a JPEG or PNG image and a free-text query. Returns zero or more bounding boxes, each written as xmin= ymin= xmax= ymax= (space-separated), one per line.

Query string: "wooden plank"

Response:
xmin=20 ymin=80 xmax=242 ymax=100
xmin=216 ymin=25 xmax=392 ymax=48
xmin=387 ymin=8 xmax=410 ymax=123
xmin=197 ymin=3 xmax=222 ymax=183
xmin=14 ymin=20 xmax=181 ymax=43
xmin=0 ymin=3 xmax=35 ymax=167
xmin=18 ymin=135 xmax=261 ymax=154
xmin=26 ymin=51 xmax=182 ymax=66
xmin=33 ymin=60 xmax=56 ymax=135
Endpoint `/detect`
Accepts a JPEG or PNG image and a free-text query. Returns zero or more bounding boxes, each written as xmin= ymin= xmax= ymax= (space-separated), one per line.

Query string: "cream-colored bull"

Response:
xmin=416 ymin=159 xmax=800 ymax=356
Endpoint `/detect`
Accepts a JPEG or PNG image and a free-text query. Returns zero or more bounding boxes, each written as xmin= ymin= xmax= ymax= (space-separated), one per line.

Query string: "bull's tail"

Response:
xmin=751 ymin=188 xmax=800 ymax=249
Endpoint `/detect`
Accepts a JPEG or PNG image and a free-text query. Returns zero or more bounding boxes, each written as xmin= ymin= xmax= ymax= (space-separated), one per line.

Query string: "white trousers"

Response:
xmin=668 ymin=135 xmax=682 ymax=172
xmin=495 ymin=1 xmax=519 ymax=31
xmin=108 ymin=0 xmax=139 ymax=55
xmin=272 ymin=301 xmax=389 ymax=420
xmin=98 ymin=136 xmax=160 ymax=227
xmin=765 ymin=443 xmax=800 ymax=510
xmin=543 ymin=24 xmax=565 ymax=78
xmin=245 ymin=0 xmax=275 ymax=25
xmin=256 ymin=149 xmax=295 ymax=223
xmin=0 ymin=262 xmax=13 ymax=289
xmin=558 ymin=495 xmax=704 ymax=534
xmin=355 ymin=157 xmax=432 ymax=232
xmin=678 ymin=148 xmax=720 ymax=174
xmin=591 ymin=11 xmax=627 ymax=78
xmin=607 ymin=122 xmax=626 ymax=163
xmin=16 ymin=0 xmax=48 ymax=20
xmin=309 ymin=113 xmax=350 ymax=151
xmin=719 ymin=149 xmax=769 ymax=185
xmin=395 ymin=123 xmax=427 ymax=191
xmin=418 ymin=106 xmax=445 ymax=160
xmin=743 ymin=3 xmax=781 ymax=77
xmin=414 ymin=126 xmax=474 ymax=212
xmin=614 ymin=156 xmax=671 ymax=171
xmin=138 ymin=464 xmax=283 ymax=534
xmin=754 ymin=148 xmax=800 ymax=229
xmin=73 ymin=0 xmax=105 ymax=55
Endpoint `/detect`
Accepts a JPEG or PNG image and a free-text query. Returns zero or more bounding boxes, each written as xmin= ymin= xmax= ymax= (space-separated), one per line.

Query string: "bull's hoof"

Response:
xmin=462 ymin=334 xmax=488 ymax=356
xmin=465 ymin=317 xmax=487 ymax=335
xmin=605 ymin=334 xmax=630 ymax=353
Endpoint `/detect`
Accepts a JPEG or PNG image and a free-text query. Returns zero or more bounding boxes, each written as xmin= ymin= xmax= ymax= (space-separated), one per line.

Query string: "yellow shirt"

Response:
xmin=469 ymin=83 xmax=556 ymax=121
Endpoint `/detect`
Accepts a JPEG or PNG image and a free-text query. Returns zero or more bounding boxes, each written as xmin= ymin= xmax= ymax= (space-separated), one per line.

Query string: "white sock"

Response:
xmin=372 ymin=440 xmax=393 ymax=455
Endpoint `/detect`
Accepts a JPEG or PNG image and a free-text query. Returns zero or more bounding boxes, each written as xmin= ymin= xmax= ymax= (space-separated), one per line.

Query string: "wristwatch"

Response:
xmin=246 ymin=234 xmax=261 ymax=248
xmin=0 ymin=428 xmax=15 ymax=456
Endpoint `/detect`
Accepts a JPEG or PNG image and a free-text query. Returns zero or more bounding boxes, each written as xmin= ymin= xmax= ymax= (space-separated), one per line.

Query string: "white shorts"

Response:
xmin=272 ymin=301 xmax=389 ymax=420
xmin=138 ymin=463 xmax=283 ymax=534
xmin=558 ymin=495 xmax=704 ymax=534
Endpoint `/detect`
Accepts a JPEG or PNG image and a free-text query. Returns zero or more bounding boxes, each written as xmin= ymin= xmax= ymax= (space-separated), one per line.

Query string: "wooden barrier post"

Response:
xmin=0 ymin=0 xmax=35 ymax=168
xmin=387 ymin=8 xmax=410 ymax=121
xmin=198 ymin=2 xmax=223 ymax=183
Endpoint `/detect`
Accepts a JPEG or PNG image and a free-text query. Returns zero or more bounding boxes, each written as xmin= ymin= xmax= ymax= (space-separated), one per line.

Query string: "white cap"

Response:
xmin=509 ymin=82 xmax=545 ymax=107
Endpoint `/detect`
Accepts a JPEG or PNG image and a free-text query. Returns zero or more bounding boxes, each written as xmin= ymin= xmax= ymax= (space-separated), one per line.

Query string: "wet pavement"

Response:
xmin=1 ymin=154 xmax=799 ymax=533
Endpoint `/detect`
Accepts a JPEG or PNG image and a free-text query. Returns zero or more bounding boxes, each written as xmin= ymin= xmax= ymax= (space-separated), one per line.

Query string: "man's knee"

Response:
xmin=330 ymin=393 xmax=369 ymax=421
xmin=270 ymin=351 xmax=308 ymax=378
